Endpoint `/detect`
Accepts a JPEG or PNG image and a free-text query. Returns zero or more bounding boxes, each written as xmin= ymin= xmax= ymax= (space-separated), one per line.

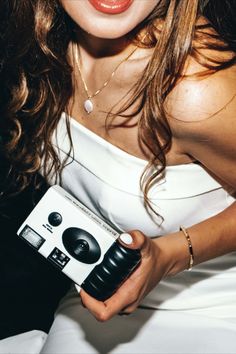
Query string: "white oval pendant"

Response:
xmin=84 ymin=99 xmax=93 ymax=114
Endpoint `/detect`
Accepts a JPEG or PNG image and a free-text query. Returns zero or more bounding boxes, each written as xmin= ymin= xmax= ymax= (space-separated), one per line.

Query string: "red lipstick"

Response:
xmin=88 ymin=0 xmax=133 ymax=15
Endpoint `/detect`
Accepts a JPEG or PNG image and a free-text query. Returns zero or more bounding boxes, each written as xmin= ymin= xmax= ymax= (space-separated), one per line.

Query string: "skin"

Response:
xmin=60 ymin=0 xmax=158 ymax=40
xmin=60 ymin=0 xmax=236 ymax=321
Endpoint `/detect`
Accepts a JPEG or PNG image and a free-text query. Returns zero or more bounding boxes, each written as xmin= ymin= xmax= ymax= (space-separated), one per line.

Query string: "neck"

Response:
xmin=74 ymin=28 xmax=134 ymax=59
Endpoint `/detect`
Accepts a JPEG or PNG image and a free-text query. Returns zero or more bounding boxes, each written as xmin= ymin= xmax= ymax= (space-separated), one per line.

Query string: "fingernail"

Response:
xmin=120 ymin=233 xmax=133 ymax=245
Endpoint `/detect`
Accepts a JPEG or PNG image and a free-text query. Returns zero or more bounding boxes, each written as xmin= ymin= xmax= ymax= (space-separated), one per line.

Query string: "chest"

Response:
xmin=70 ymin=61 xmax=195 ymax=166
xmin=69 ymin=105 xmax=194 ymax=166
xmin=51 ymin=115 xmax=227 ymax=237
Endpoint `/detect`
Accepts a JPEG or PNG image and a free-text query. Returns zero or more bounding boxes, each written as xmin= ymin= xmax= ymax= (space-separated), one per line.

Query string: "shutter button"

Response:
xmin=48 ymin=212 xmax=62 ymax=227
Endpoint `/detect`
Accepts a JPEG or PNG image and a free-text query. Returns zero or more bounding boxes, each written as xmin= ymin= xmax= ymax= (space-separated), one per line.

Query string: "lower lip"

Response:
xmin=88 ymin=0 xmax=133 ymax=15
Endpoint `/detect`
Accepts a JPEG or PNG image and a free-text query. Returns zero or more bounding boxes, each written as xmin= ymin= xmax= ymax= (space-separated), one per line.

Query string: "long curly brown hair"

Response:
xmin=0 ymin=0 xmax=236 ymax=210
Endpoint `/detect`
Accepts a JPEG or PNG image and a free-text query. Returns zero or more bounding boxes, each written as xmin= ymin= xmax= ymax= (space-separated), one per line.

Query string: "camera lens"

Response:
xmin=48 ymin=212 xmax=62 ymax=227
xmin=74 ymin=239 xmax=89 ymax=256
xmin=62 ymin=227 xmax=101 ymax=264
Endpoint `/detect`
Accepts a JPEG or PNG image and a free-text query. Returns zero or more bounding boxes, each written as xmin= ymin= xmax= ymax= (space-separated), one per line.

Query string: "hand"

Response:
xmin=80 ymin=230 xmax=173 ymax=322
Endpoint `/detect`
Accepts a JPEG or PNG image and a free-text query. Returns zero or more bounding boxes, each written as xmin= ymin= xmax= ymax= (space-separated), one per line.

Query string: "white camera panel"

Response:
xmin=17 ymin=185 xmax=120 ymax=286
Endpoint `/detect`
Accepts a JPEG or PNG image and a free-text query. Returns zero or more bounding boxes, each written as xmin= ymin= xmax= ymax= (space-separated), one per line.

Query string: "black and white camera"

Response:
xmin=17 ymin=185 xmax=141 ymax=301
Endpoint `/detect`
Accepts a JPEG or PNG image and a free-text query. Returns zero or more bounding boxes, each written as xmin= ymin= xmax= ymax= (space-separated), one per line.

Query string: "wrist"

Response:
xmin=153 ymin=231 xmax=191 ymax=276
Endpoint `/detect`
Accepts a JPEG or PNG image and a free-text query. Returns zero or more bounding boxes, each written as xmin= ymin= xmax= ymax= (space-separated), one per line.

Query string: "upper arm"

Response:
xmin=165 ymin=61 xmax=236 ymax=190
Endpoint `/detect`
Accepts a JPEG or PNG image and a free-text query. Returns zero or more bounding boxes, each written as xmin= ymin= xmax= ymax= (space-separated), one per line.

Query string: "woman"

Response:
xmin=1 ymin=0 xmax=236 ymax=352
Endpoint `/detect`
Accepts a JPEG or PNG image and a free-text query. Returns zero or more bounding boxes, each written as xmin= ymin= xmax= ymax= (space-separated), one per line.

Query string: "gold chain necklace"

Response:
xmin=73 ymin=42 xmax=138 ymax=114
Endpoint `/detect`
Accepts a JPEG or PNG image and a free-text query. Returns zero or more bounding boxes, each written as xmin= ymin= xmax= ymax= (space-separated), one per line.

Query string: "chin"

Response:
xmin=78 ymin=22 xmax=137 ymax=40
xmin=60 ymin=0 xmax=158 ymax=40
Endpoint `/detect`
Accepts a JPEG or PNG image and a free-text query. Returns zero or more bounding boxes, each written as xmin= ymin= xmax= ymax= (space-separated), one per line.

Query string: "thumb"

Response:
xmin=119 ymin=230 xmax=149 ymax=254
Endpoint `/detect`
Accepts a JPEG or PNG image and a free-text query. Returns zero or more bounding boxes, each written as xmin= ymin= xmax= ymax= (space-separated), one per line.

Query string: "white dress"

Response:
xmin=40 ymin=113 xmax=236 ymax=354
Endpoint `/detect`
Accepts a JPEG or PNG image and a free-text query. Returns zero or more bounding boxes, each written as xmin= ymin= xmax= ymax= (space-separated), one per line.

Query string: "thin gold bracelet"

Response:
xmin=179 ymin=226 xmax=194 ymax=271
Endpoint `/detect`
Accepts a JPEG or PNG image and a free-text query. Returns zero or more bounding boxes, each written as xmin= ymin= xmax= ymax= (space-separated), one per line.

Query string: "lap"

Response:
xmin=41 ymin=287 xmax=236 ymax=354
xmin=0 ymin=330 xmax=47 ymax=354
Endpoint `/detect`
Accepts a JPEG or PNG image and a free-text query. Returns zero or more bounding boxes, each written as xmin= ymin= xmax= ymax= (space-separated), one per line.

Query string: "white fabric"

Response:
xmin=50 ymin=113 xmax=236 ymax=314
xmin=39 ymin=113 xmax=236 ymax=353
xmin=41 ymin=287 xmax=236 ymax=354
xmin=2 ymin=114 xmax=236 ymax=353
xmin=0 ymin=330 xmax=47 ymax=354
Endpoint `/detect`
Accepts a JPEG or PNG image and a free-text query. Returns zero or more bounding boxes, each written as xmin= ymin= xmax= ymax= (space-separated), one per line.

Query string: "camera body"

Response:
xmin=17 ymin=185 xmax=141 ymax=300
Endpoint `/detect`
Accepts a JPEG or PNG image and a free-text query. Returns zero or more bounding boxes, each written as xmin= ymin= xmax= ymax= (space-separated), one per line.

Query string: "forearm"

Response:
xmin=79 ymin=201 xmax=236 ymax=320
xmin=155 ymin=201 xmax=236 ymax=276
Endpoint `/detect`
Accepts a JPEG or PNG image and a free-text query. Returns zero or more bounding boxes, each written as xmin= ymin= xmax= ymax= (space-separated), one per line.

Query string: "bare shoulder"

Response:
xmin=165 ymin=16 xmax=236 ymax=125
xmin=165 ymin=58 xmax=236 ymax=125
xmin=165 ymin=56 xmax=236 ymax=189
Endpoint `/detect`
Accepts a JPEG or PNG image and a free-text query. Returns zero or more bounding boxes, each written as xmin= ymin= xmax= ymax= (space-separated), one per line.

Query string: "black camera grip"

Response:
xmin=81 ymin=242 xmax=141 ymax=301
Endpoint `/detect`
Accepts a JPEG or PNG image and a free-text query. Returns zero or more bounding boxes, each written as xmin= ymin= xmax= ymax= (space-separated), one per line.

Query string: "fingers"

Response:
xmin=80 ymin=289 xmax=108 ymax=321
xmin=80 ymin=276 xmax=140 ymax=322
xmin=80 ymin=231 xmax=154 ymax=322
xmin=119 ymin=230 xmax=152 ymax=258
